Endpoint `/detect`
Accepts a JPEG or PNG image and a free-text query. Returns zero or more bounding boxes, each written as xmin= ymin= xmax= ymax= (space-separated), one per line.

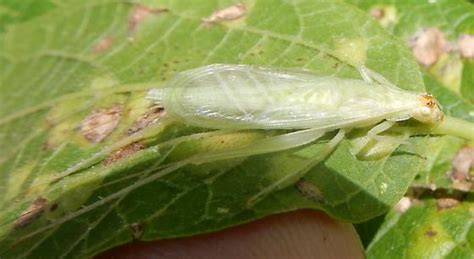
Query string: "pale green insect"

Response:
xmin=30 ymin=64 xmax=449 ymax=226
xmin=146 ymin=64 xmax=443 ymax=159
xmin=48 ymin=64 xmax=445 ymax=208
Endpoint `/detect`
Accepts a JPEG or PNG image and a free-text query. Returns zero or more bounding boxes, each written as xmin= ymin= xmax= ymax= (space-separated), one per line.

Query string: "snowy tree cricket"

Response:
xmin=46 ymin=64 xmax=472 ymax=206
xmin=141 ymin=63 xmax=456 ymax=204
xmin=17 ymin=63 xmax=472 ymax=236
xmin=146 ymin=64 xmax=444 ymax=158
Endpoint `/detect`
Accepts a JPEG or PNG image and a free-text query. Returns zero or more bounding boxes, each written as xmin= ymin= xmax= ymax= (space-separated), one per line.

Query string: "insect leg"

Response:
xmin=367 ymin=120 xmax=395 ymax=140
xmin=189 ymin=127 xmax=327 ymax=164
xmin=358 ymin=66 xmax=374 ymax=83
xmin=247 ymin=129 xmax=346 ymax=207
xmin=367 ymin=120 xmax=409 ymax=145
xmin=367 ymin=120 xmax=410 ymax=144
xmin=352 ymin=120 xmax=411 ymax=157
xmin=352 ymin=120 xmax=397 ymax=155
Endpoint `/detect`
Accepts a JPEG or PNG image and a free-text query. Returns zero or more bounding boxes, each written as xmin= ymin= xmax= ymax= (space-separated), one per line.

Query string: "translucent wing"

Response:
xmin=149 ymin=64 xmax=420 ymax=130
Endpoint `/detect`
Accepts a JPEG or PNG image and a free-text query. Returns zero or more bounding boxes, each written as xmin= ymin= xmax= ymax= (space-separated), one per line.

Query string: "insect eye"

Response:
xmin=425 ymin=100 xmax=435 ymax=108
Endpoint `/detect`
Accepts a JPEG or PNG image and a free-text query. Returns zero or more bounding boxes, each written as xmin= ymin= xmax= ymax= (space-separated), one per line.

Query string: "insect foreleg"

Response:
xmin=367 ymin=120 xmax=395 ymax=141
xmin=352 ymin=120 xmax=411 ymax=158
xmin=367 ymin=120 xmax=410 ymax=145
xmin=352 ymin=120 xmax=396 ymax=156
xmin=247 ymin=129 xmax=346 ymax=207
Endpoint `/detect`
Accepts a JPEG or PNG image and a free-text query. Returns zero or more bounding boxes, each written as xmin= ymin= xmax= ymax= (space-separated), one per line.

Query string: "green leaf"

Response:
xmin=345 ymin=1 xmax=474 ymax=256
xmin=424 ymin=73 xmax=474 ymax=123
xmin=346 ymin=0 xmax=474 ymax=100
xmin=461 ymin=60 xmax=474 ymax=103
xmin=409 ymin=73 xmax=474 ymax=189
xmin=0 ymin=0 xmax=57 ymax=32
xmin=0 ymin=0 xmax=463 ymax=257
xmin=366 ymin=197 xmax=474 ymax=259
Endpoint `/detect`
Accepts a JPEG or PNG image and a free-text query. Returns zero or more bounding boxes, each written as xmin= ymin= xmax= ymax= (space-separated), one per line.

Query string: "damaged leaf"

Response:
xmin=393 ymin=197 xmax=411 ymax=214
xmin=347 ymin=0 xmax=474 ymax=96
xmin=366 ymin=198 xmax=473 ymax=258
xmin=458 ymin=34 xmax=474 ymax=59
xmin=409 ymin=27 xmax=449 ymax=67
xmin=0 ymin=0 xmax=470 ymax=258
xmin=369 ymin=5 xmax=397 ymax=29
xmin=128 ymin=4 xmax=168 ymax=32
xmin=79 ymin=104 xmax=122 ymax=143
xmin=14 ymin=197 xmax=48 ymax=229
xmin=103 ymin=141 xmax=145 ymax=165
xmin=91 ymin=36 xmax=114 ymax=54
xmin=127 ymin=105 xmax=166 ymax=135
xmin=202 ymin=3 xmax=247 ymax=25
xmin=450 ymin=146 xmax=474 ymax=191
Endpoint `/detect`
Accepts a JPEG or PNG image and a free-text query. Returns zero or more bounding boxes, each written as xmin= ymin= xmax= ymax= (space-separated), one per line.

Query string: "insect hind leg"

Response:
xmin=246 ymin=129 xmax=346 ymax=208
xmin=189 ymin=127 xmax=328 ymax=164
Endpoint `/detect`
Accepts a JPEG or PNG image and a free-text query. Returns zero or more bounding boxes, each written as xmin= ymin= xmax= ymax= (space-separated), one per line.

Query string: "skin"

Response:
xmin=97 ymin=210 xmax=365 ymax=259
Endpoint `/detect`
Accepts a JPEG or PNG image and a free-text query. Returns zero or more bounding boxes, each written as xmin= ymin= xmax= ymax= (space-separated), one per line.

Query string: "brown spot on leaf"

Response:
xmin=369 ymin=5 xmax=397 ymax=28
xmin=202 ymin=3 xmax=247 ymax=26
xmin=458 ymin=34 xmax=474 ymax=59
xmin=450 ymin=147 xmax=474 ymax=191
xmin=394 ymin=197 xmax=411 ymax=213
xmin=370 ymin=7 xmax=384 ymax=19
xmin=130 ymin=222 xmax=144 ymax=239
xmin=425 ymin=228 xmax=437 ymax=237
xmin=49 ymin=203 xmax=59 ymax=212
xmin=128 ymin=4 xmax=168 ymax=33
xmin=92 ymin=36 xmax=114 ymax=54
xmin=436 ymin=198 xmax=460 ymax=210
xmin=410 ymin=27 xmax=449 ymax=67
xmin=451 ymin=180 xmax=472 ymax=192
xmin=452 ymin=147 xmax=474 ymax=179
xmin=104 ymin=141 xmax=145 ymax=166
xmin=127 ymin=105 xmax=166 ymax=135
xmin=296 ymin=179 xmax=324 ymax=202
xmin=14 ymin=197 xmax=47 ymax=229
xmin=80 ymin=104 xmax=122 ymax=143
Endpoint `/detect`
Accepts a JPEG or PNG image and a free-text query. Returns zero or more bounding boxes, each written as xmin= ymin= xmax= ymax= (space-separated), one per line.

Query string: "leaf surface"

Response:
xmin=346 ymin=0 xmax=474 ymax=99
xmin=346 ymin=1 xmax=474 ymax=257
xmin=366 ymin=198 xmax=474 ymax=259
xmin=0 ymin=0 xmax=453 ymax=257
